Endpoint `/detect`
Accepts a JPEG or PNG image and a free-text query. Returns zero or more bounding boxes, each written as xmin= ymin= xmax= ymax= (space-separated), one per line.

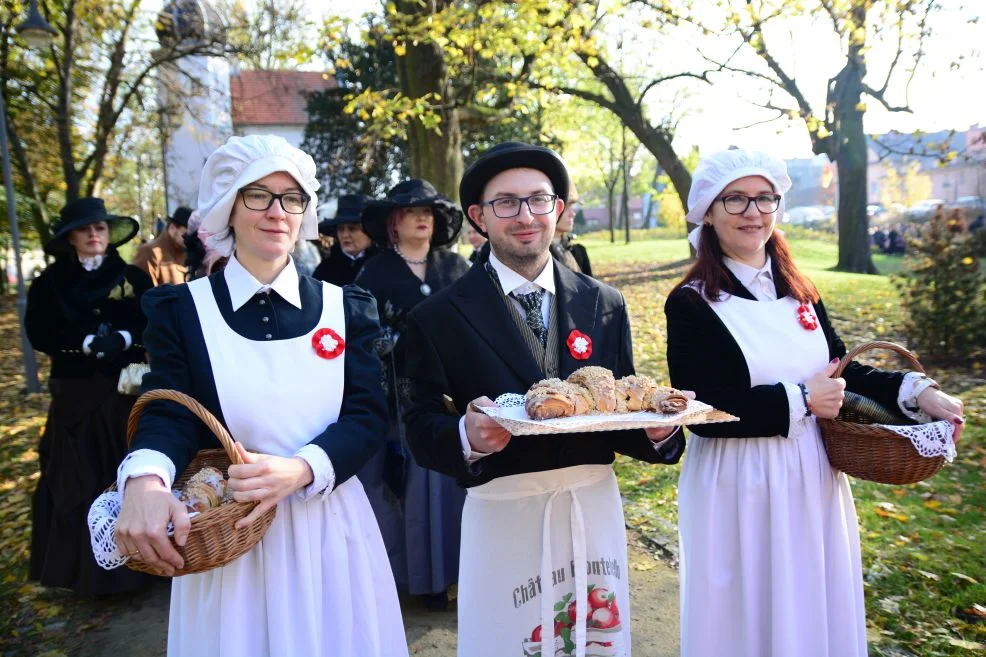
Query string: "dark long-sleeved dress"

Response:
xmin=25 ymin=250 xmax=153 ymax=596
xmin=354 ymin=246 xmax=470 ymax=596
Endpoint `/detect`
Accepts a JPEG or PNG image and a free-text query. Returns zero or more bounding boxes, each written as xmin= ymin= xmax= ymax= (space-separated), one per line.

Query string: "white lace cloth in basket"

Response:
xmin=876 ymin=420 xmax=957 ymax=462
xmin=88 ymin=491 xmax=197 ymax=570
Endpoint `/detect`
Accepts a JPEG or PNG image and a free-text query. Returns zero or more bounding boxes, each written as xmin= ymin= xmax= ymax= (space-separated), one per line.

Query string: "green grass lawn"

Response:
xmin=583 ymin=233 xmax=986 ymax=656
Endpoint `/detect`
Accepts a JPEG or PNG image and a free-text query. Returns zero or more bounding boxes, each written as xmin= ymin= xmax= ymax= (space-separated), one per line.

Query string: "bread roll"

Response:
xmin=180 ymin=482 xmax=222 ymax=513
xmin=646 ymin=387 xmax=689 ymax=414
xmin=526 ymin=378 xmax=594 ymax=419
xmin=617 ymin=374 xmax=659 ymax=411
xmin=567 ymin=366 xmax=617 ymax=413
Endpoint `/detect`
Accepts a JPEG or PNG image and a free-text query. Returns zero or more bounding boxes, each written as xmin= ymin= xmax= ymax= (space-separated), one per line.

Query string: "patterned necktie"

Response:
xmin=512 ymin=289 xmax=547 ymax=347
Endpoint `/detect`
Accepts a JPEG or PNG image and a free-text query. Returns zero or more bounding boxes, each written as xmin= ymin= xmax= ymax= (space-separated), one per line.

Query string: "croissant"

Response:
xmin=646 ymin=386 xmax=689 ymax=414
xmin=180 ymin=482 xmax=222 ymax=513
xmin=187 ymin=466 xmax=226 ymax=499
xmin=567 ymin=366 xmax=617 ymax=413
xmin=526 ymin=378 xmax=594 ymax=419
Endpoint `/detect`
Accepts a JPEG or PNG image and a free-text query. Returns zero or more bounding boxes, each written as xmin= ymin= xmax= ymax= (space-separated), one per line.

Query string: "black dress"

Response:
xmin=312 ymin=242 xmax=379 ymax=287
xmin=25 ymin=250 xmax=153 ymax=596
xmin=354 ymin=246 xmax=470 ymax=595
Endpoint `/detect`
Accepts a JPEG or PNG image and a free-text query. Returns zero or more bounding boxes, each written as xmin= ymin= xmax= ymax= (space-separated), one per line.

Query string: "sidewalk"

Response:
xmin=70 ymin=538 xmax=680 ymax=656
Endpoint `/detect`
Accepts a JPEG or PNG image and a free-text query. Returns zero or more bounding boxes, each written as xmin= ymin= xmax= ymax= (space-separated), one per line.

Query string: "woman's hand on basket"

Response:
xmin=228 ymin=442 xmax=314 ymax=528
xmin=116 ymin=475 xmax=190 ymax=576
xmin=805 ymin=359 xmax=847 ymax=419
xmin=916 ymin=387 xmax=965 ymax=443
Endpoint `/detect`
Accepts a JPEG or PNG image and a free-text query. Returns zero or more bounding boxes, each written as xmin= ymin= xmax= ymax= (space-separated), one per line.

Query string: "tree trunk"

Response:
xmin=607 ymin=183 xmax=616 ymax=243
xmin=392 ymin=2 xmax=463 ymax=200
xmin=827 ymin=11 xmax=877 ymax=274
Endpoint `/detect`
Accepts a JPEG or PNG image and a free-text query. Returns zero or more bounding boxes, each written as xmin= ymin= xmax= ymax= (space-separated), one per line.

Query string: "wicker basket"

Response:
xmin=818 ymin=341 xmax=946 ymax=485
xmin=113 ymin=389 xmax=277 ymax=575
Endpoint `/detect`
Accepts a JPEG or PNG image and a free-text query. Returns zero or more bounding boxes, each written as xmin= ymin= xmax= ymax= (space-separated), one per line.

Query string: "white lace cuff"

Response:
xmin=784 ymin=382 xmax=809 ymax=427
xmin=898 ymin=372 xmax=936 ymax=423
xmin=294 ymin=444 xmax=336 ymax=499
xmin=117 ymin=449 xmax=176 ymax=498
xmin=460 ymin=415 xmax=492 ymax=463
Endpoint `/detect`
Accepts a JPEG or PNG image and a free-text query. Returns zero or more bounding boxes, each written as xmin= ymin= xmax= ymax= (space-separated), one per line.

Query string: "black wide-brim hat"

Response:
xmin=45 ymin=197 xmax=140 ymax=256
xmin=362 ymin=179 xmax=463 ymax=248
xmin=459 ymin=141 xmax=570 ymax=237
xmin=318 ymin=194 xmax=370 ymax=236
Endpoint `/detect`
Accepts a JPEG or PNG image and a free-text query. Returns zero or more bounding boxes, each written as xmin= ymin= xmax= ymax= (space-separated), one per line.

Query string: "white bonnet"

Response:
xmin=685 ymin=149 xmax=791 ymax=249
xmin=197 ymin=135 xmax=320 ymax=257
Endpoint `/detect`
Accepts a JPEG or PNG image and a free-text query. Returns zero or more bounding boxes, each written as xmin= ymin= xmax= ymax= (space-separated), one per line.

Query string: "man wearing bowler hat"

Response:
xmin=402 ymin=142 xmax=687 ymax=657
xmin=132 ymin=206 xmax=191 ymax=286
xmin=312 ymin=194 xmax=379 ymax=287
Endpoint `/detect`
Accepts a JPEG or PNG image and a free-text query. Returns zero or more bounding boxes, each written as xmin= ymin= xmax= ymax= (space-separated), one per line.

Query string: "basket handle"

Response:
xmin=126 ymin=389 xmax=243 ymax=466
xmin=834 ymin=340 xmax=925 ymax=378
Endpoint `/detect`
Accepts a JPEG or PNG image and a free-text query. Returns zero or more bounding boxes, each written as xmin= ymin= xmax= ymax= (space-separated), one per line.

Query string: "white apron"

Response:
xmin=167 ymin=277 xmax=407 ymax=657
xmin=458 ymin=464 xmax=631 ymax=657
xmin=678 ymin=294 xmax=867 ymax=657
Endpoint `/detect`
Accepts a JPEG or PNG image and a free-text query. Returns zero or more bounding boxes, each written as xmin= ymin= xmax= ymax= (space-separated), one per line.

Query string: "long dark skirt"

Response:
xmin=29 ymin=374 xmax=150 ymax=596
xmin=358 ymin=424 xmax=465 ymax=596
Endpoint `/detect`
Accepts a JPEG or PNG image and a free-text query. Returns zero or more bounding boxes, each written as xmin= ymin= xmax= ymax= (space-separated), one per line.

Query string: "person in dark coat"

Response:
xmin=550 ymin=181 xmax=593 ymax=276
xmin=355 ymin=179 xmax=470 ymax=609
xmin=312 ymin=194 xmax=379 ymax=286
xmin=25 ymin=197 xmax=153 ymax=596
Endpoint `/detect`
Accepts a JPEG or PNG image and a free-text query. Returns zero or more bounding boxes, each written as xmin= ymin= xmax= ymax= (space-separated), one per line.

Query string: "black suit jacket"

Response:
xmin=403 ymin=255 xmax=684 ymax=487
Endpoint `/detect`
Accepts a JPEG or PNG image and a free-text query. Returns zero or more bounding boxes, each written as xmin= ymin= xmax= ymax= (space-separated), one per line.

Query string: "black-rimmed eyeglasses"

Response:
xmin=716 ymin=193 xmax=781 ymax=215
xmin=239 ymin=188 xmax=311 ymax=214
xmin=482 ymin=194 xmax=558 ymax=219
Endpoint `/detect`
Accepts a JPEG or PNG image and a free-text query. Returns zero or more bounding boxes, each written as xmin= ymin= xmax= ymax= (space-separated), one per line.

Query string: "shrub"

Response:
xmin=894 ymin=208 xmax=986 ymax=365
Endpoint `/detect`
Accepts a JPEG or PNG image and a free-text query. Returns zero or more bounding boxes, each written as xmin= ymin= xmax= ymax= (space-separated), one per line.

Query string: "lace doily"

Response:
xmin=88 ymin=491 xmax=197 ymax=571
xmin=480 ymin=394 xmax=737 ymax=435
xmin=877 ymin=420 xmax=957 ymax=462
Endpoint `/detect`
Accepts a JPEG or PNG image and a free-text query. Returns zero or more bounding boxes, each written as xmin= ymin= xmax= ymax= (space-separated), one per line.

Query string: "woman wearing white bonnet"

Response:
xmin=665 ymin=149 xmax=964 ymax=657
xmin=113 ymin=135 xmax=408 ymax=656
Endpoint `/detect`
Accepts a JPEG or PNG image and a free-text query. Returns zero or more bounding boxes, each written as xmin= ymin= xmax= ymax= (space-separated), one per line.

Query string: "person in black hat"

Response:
xmin=354 ymin=179 xmax=469 ymax=610
xmin=401 ymin=142 xmax=686 ymax=656
xmin=132 ymin=206 xmax=191 ymax=285
xmin=24 ymin=197 xmax=154 ymax=596
xmin=312 ymin=194 xmax=380 ymax=286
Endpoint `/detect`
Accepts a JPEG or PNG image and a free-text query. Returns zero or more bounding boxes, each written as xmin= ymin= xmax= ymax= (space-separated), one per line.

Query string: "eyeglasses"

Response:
xmin=239 ymin=188 xmax=311 ymax=214
xmin=716 ymin=193 xmax=781 ymax=215
xmin=482 ymin=194 xmax=558 ymax=219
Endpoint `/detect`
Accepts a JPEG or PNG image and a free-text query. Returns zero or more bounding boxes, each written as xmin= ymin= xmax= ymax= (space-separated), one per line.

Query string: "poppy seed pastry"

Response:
xmin=566 ymin=366 xmax=618 ymax=413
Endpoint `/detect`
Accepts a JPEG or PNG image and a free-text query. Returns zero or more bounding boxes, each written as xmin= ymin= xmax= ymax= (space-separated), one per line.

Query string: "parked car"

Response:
xmin=906 ymin=199 xmax=946 ymax=222
xmin=785 ymin=206 xmax=826 ymax=225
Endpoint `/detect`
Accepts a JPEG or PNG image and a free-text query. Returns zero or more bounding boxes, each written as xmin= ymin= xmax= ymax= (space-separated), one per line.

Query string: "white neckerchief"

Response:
xmin=724 ymin=255 xmax=777 ymax=302
xmin=342 ymin=249 xmax=364 ymax=262
xmin=225 ymin=253 xmax=302 ymax=311
xmin=488 ymin=249 xmax=554 ymax=329
xmin=79 ymin=255 xmax=104 ymax=272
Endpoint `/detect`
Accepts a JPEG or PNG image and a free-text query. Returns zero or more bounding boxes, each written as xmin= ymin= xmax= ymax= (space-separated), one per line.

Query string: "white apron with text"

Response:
xmin=458 ymin=464 xmax=632 ymax=657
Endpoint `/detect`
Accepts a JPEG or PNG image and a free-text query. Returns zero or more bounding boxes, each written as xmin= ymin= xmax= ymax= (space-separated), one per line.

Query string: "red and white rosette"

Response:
xmin=796 ymin=303 xmax=819 ymax=331
xmin=566 ymin=329 xmax=592 ymax=360
xmin=312 ymin=327 xmax=345 ymax=359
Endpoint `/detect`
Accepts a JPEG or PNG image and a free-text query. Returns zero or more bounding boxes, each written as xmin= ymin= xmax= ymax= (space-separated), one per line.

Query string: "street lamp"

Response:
xmin=0 ymin=0 xmax=56 ymax=393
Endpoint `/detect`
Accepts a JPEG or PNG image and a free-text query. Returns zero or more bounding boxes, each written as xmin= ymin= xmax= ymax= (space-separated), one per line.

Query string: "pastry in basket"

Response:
xmin=646 ymin=386 xmax=689 ymax=414
xmin=179 ymin=466 xmax=227 ymax=513
xmin=567 ymin=366 xmax=618 ymax=413
xmin=615 ymin=374 xmax=660 ymax=412
xmin=525 ymin=378 xmax=594 ymax=419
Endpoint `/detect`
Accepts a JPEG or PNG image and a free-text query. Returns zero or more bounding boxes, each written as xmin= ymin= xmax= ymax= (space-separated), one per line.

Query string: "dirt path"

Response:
xmin=68 ymin=537 xmax=679 ymax=657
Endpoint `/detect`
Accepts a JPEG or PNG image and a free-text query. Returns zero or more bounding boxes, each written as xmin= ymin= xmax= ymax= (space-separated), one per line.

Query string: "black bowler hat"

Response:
xmin=318 ymin=194 xmax=369 ymax=236
xmin=458 ymin=141 xmax=570 ymax=237
xmin=44 ymin=197 xmax=140 ymax=256
xmin=168 ymin=206 xmax=193 ymax=228
xmin=362 ymin=180 xmax=463 ymax=248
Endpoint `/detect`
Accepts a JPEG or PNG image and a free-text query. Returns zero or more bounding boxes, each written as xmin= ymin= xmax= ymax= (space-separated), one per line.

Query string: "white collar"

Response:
xmin=79 ymin=254 xmax=104 ymax=271
xmin=342 ymin=250 xmax=363 ymax=261
xmin=488 ymin=249 xmax=556 ymax=296
xmin=224 ymin=253 xmax=302 ymax=311
xmin=724 ymin=255 xmax=773 ymax=291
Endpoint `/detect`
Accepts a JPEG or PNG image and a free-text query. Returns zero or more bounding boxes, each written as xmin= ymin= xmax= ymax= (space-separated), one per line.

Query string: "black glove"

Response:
xmin=89 ymin=333 xmax=126 ymax=359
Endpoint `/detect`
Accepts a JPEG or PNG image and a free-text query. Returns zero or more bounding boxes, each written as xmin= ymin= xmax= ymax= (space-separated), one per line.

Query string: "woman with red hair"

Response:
xmin=356 ymin=179 xmax=470 ymax=610
xmin=666 ymin=150 xmax=964 ymax=657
